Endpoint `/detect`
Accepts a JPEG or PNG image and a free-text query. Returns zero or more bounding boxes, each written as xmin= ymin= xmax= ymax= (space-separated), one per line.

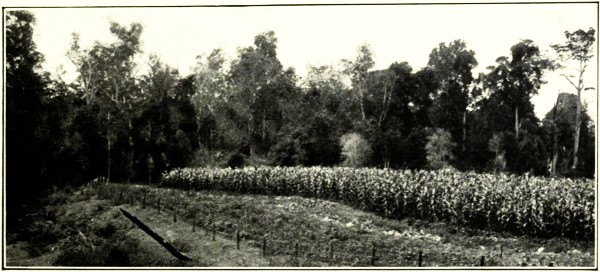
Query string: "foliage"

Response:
xmin=340 ymin=133 xmax=372 ymax=167
xmin=473 ymin=40 xmax=553 ymax=174
xmin=425 ymin=129 xmax=456 ymax=169
xmin=488 ymin=133 xmax=507 ymax=173
xmin=6 ymin=10 xmax=55 ymax=231
xmin=542 ymin=93 xmax=595 ymax=177
xmin=551 ymin=27 xmax=596 ymax=170
xmin=227 ymin=31 xmax=298 ymax=155
xmin=161 ymin=166 xmax=594 ymax=240
xmin=427 ymin=40 xmax=478 ymax=152
xmin=552 ymin=28 xmax=596 ymax=65
xmin=343 ymin=43 xmax=375 ymax=121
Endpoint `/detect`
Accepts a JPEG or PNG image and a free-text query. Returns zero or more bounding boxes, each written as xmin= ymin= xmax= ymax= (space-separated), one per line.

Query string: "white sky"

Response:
xmin=13 ymin=3 xmax=600 ymax=123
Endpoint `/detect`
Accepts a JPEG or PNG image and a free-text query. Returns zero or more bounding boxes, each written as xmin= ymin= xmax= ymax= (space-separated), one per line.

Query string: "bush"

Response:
xmin=339 ymin=133 xmax=372 ymax=167
xmin=54 ymin=232 xmax=136 ymax=266
xmin=94 ymin=223 xmax=117 ymax=238
xmin=425 ymin=128 xmax=455 ymax=169
xmin=227 ymin=153 xmax=245 ymax=168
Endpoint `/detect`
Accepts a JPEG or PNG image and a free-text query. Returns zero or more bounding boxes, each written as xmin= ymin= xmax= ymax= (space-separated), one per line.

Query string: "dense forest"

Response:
xmin=5 ymin=10 xmax=596 ymax=233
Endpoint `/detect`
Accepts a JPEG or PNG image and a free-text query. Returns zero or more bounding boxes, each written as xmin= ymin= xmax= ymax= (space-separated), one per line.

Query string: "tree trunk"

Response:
xmin=359 ymin=82 xmax=366 ymax=121
xmin=551 ymin=150 xmax=558 ymax=175
xmin=550 ymin=94 xmax=559 ymax=176
xmin=248 ymin=114 xmax=254 ymax=156
xmin=209 ymin=129 xmax=213 ymax=151
xmin=147 ymin=154 xmax=153 ymax=184
xmin=359 ymin=92 xmax=366 ymax=121
xmin=107 ymin=112 xmax=111 ymax=183
xmin=572 ymin=90 xmax=582 ymax=169
xmin=514 ymin=106 xmax=519 ymax=140
xmin=127 ymin=104 xmax=134 ymax=183
xmin=462 ymin=111 xmax=466 ymax=152
xmin=262 ymin=113 xmax=266 ymax=142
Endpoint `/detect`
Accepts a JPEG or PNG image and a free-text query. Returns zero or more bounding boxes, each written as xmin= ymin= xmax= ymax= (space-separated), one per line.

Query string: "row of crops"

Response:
xmin=160 ymin=167 xmax=595 ymax=240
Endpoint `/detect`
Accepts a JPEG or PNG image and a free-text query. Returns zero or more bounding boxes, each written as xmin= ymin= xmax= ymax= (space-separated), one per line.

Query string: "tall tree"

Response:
xmin=542 ymin=93 xmax=595 ymax=177
xmin=193 ymin=49 xmax=228 ymax=152
xmin=343 ymin=43 xmax=375 ymax=121
xmin=138 ymin=55 xmax=176 ymax=182
xmin=363 ymin=62 xmax=413 ymax=168
xmin=229 ymin=31 xmax=290 ymax=155
xmin=6 ymin=10 xmax=50 ymax=230
xmin=551 ymin=27 xmax=596 ymax=169
xmin=68 ymin=22 xmax=143 ymax=182
xmin=280 ymin=65 xmax=351 ymax=166
xmin=479 ymin=40 xmax=552 ymax=174
xmin=484 ymin=40 xmax=551 ymax=138
xmin=427 ymin=40 xmax=478 ymax=152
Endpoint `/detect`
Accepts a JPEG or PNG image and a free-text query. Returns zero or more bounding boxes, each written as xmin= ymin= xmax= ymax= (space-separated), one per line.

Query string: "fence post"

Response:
xmin=262 ymin=237 xmax=267 ymax=258
xmin=173 ymin=207 xmax=177 ymax=223
xmin=329 ymin=240 xmax=334 ymax=262
xmin=480 ymin=256 xmax=485 ymax=266
xmin=371 ymin=244 xmax=377 ymax=266
xmin=157 ymin=198 xmax=161 ymax=213
xmin=418 ymin=251 xmax=423 ymax=267
xmin=192 ymin=214 xmax=196 ymax=232
xmin=236 ymin=230 xmax=240 ymax=250
xmin=212 ymin=223 xmax=216 ymax=241
xmin=295 ymin=242 xmax=299 ymax=259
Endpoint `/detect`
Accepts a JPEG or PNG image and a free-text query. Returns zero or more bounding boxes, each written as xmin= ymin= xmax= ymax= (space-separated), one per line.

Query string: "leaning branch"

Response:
xmin=119 ymin=208 xmax=192 ymax=261
xmin=561 ymin=74 xmax=579 ymax=90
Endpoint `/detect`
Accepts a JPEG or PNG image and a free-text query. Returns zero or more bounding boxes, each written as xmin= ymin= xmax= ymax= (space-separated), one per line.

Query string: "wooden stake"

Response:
xmin=329 ymin=240 xmax=333 ymax=261
xmin=480 ymin=256 xmax=485 ymax=266
xmin=294 ymin=242 xmax=299 ymax=260
xmin=371 ymin=244 xmax=377 ymax=266
xmin=173 ymin=208 xmax=177 ymax=223
xmin=212 ymin=223 xmax=216 ymax=241
xmin=236 ymin=230 xmax=240 ymax=250
xmin=418 ymin=251 xmax=423 ymax=267
xmin=262 ymin=237 xmax=267 ymax=257
xmin=192 ymin=215 xmax=196 ymax=232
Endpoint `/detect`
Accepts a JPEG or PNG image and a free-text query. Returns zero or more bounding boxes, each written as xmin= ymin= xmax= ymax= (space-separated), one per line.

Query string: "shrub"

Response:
xmin=227 ymin=153 xmax=245 ymax=168
xmin=425 ymin=128 xmax=455 ymax=169
xmin=340 ymin=133 xmax=372 ymax=167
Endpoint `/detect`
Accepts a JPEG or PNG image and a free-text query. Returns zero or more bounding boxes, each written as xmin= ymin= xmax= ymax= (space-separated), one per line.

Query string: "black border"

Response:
xmin=2 ymin=1 xmax=599 ymax=271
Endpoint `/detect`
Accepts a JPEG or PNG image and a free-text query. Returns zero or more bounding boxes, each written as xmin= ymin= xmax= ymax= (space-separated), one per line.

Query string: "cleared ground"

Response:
xmin=5 ymin=183 xmax=595 ymax=267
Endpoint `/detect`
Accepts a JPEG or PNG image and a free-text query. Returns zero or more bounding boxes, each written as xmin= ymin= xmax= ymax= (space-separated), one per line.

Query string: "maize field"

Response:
xmin=161 ymin=167 xmax=594 ymax=240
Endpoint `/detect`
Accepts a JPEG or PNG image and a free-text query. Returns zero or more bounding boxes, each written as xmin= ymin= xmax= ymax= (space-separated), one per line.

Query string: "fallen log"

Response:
xmin=119 ymin=208 xmax=191 ymax=261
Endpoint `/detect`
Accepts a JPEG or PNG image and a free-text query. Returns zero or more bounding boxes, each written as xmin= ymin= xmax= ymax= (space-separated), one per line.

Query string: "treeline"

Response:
xmin=5 ymin=11 xmax=595 ymax=228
